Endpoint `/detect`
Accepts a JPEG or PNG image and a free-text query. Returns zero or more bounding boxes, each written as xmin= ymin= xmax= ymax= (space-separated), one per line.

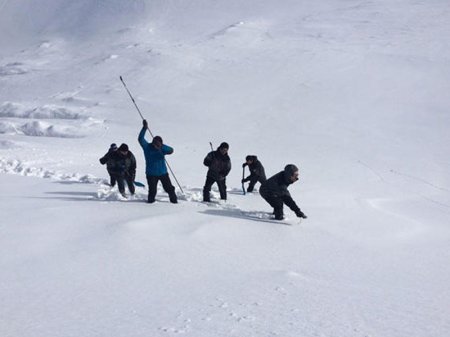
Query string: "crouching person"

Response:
xmin=242 ymin=155 xmax=266 ymax=192
xmin=260 ymin=164 xmax=307 ymax=220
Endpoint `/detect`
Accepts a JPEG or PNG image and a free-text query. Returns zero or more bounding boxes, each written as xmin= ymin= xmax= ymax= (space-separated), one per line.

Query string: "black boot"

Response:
xmin=169 ymin=193 xmax=178 ymax=204
xmin=274 ymin=214 xmax=284 ymax=220
xmin=274 ymin=207 xmax=284 ymax=220
xmin=203 ymin=189 xmax=210 ymax=202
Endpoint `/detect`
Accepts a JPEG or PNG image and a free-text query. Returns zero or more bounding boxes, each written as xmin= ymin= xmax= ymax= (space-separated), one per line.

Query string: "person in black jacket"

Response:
xmin=260 ymin=164 xmax=307 ymax=220
xmin=108 ymin=143 xmax=137 ymax=197
xmin=203 ymin=142 xmax=231 ymax=202
xmin=242 ymin=155 xmax=266 ymax=192
xmin=99 ymin=143 xmax=118 ymax=186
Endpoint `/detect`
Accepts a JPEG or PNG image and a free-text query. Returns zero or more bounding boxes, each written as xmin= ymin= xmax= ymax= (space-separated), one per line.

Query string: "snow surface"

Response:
xmin=1 ymin=1 xmax=450 ymax=336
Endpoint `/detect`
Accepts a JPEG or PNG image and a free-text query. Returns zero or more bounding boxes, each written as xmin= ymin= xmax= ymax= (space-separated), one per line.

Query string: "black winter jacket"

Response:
xmin=99 ymin=149 xmax=116 ymax=171
xmin=243 ymin=156 xmax=266 ymax=182
xmin=204 ymin=150 xmax=231 ymax=181
xmin=107 ymin=151 xmax=137 ymax=178
xmin=260 ymin=171 xmax=301 ymax=213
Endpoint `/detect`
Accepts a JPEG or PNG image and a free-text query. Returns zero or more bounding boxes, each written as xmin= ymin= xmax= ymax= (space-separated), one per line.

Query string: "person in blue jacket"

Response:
xmin=138 ymin=119 xmax=178 ymax=204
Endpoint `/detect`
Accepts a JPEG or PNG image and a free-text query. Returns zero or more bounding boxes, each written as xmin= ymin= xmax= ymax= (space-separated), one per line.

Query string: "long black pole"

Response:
xmin=119 ymin=76 xmax=184 ymax=195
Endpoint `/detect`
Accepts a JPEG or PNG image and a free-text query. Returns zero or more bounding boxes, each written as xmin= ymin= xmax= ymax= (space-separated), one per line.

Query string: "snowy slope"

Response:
xmin=1 ymin=1 xmax=450 ymax=336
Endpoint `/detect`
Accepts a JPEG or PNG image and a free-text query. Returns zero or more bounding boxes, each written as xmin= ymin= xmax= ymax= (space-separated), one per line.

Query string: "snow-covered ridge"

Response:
xmin=0 ymin=158 xmax=103 ymax=184
xmin=0 ymin=0 xmax=150 ymax=52
xmin=0 ymin=102 xmax=103 ymax=138
xmin=0 ymin=102 xmax=88 ymax=120
xmin=0 ymin=120 xmax=86 ymax=138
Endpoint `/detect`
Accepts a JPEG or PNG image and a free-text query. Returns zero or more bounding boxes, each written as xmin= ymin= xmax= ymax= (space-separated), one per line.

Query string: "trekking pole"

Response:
xmin=209 ymin=142 xmax=214 ymax=151
xmin=242 ymin=165 xmax=246 ymax=195
xmin=119 ymin=76 xmax=185 ymax=195
xmin=119 ymin=76 xmax=152 ymax=136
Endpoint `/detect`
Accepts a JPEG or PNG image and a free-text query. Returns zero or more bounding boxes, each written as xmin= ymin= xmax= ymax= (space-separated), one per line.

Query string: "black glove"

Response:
xmin=241 ymin=178 xmax=246 ymax=183
xmin=296 ymin=211 xmax=307 ymax=219
xmin=143 ymin=119 xmax=148 ymax=128
xmin=242 ymin=163 xmax=247 ymax=168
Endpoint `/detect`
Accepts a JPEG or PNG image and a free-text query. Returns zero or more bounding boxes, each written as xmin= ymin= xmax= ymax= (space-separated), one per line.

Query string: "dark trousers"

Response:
xmin=247 ymin=177 xmax=260 ymax=192
xmin=107 ymin=169 xmax=116 ymax=187
xmin=203 ymin=176 xmax=227 ymax=201
xmin=261 ymin=194 xmax=284 ymax=219
xmin=112 ymin=174 xmax=135 ymax=195
xmin=147 ymin=174 xmax=177 ymax=203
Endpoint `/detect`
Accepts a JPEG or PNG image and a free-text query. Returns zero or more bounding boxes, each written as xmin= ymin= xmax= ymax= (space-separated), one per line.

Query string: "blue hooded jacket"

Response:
xmin=138 ymin=128 xmax=173 ymax=176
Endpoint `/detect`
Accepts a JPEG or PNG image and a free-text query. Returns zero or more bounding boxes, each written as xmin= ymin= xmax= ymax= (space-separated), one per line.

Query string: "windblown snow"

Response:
xmin=1 ymin=1 xmax=449 ymax=337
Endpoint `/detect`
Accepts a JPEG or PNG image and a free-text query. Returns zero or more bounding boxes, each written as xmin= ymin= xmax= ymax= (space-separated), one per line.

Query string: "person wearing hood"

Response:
xmin=241 ymin=155 xmax=266 ymax=192
xmin=138 ymin=119 xmax=178 ymax=204
xmin=203 ymin=142 xmax=231 ymax=202
xmin=99 ymin=143 xmax=118 ymax=187
xmin=260 ymin=164 xmax=307 ymax=220
xmin=107 ymin=143 xmax=136 ymax=197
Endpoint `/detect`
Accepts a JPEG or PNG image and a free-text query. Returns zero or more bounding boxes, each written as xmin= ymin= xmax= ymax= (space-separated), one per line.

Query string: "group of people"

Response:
xmin=99 ymin=142 xmax=136 ymax=196
xmin=99 ymin=120 xmax=307 ymax=220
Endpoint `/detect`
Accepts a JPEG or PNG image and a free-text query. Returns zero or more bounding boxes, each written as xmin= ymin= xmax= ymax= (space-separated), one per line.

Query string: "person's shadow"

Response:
xmin=200 ymin=208 xmax=289 ymax=225
xmin=38 ymin=191 xmax=100 ymax=202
